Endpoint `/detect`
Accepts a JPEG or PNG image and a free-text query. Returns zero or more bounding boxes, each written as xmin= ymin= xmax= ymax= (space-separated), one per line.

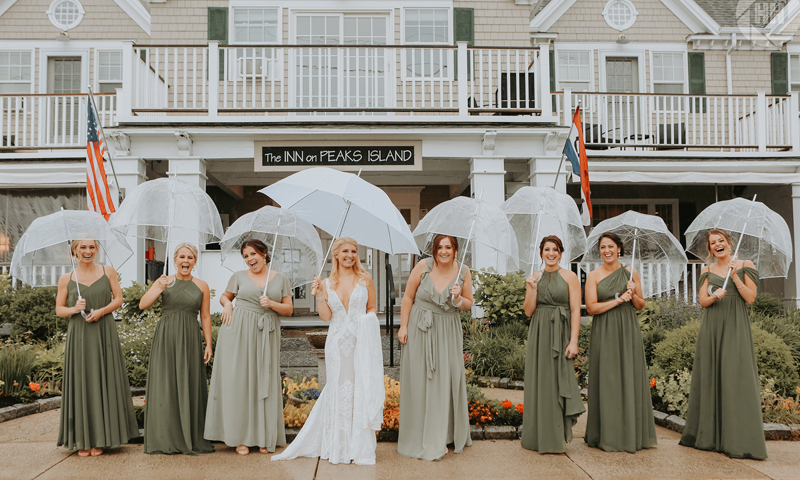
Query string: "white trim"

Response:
xmin=658 ymin=0 xmax=720 ymax=35
xmin=598 ymin=49 xmax=646 ymax=93
xmin=38 ymin=48 xmax=89 ymax=94
xmin=530 ymin=0 xmax=577 ymax=33
xmin=229 ymin=6 xmax=282 ymax=45
xmin=767 ymin=0 xmax=800 ymax=35
xmin=688 ymin=33 xmax=791 ymax=51
xmin=94 ymin=48 xmax=123 ymax=92
xmin=0 ymin=0 xmax=17 ymax=18
xmin=649 ymin=50 xmax=688 ymax=95
xmin=602 ymin=0 xmax=638 ymax=32
xmin=0 ymin=47 xmax=36 ymax=94
xmin=46 ymin=0 xmax=85 ymax=31
xmin=0 ymin=163 xmax=86 ymax=187
xmin=588 ymin=171 xmax=800 ymax=184
xmin=112 ymin=0 xmax=151 ymax=36
xmin=554 ymin=42 xmax=688 ymax=52
xmin=400 ymin=6 xmax=454 ymax=81
xmin=554 ymin=49 xmax=595 ymax=91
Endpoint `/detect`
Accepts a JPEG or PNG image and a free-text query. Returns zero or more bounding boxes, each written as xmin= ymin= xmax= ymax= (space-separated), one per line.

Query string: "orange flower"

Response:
xmin=500 ymin=399 xmax=512 ymax=409
xmin=29 ymin=382 xmax=40 ymax=392
xmin=515 ymin=403 xmax=524 ymax=414
xmin=650 ymin=378 xmax=656 ymax=388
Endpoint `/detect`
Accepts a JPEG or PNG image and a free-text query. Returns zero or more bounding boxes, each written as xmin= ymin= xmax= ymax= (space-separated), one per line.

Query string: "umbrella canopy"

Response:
xmin=583 ymin=210 xmax=687 ymax=296
xmin=109 ymin=177 xmax=223 ymax=245
xmin=413 ymin=196 xmax=519 ymax=274
xmin=501 ymin=186 xmax=587 ymax=274
xmin=220 ymin=206 xmax=324 ymax=288
xmin=10 ymin=209 xmax=132 ymax=287
xmin=259 ymin=167 xmax=418 ymax=255
xmin=684 ymin=197 xmax=792 ymax=279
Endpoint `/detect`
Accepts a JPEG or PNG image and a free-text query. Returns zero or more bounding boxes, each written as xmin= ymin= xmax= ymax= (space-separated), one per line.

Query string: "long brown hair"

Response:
xmin=705 ymin=228 xmax=733 ymax=263
xmin=432 ymin=234 xmax=459 ymax=267
xmin=240 ymin=238 xmax=271 ymax=264
xmin=328 ymin=237 xmax=370 ymax=289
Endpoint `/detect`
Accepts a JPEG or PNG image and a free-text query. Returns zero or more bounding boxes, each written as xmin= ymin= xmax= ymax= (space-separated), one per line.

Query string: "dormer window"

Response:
xmin=47 ymin=0 xmax=85 ymax=31
xmin=603 ymin=0 xmax=637 ymax=31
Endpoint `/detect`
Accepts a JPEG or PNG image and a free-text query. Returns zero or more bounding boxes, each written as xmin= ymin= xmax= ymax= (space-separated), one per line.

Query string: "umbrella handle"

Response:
xmin=720 ymin=194 xmax=756 ymax=292
xmin=263 ymin=215 xmax=282 ymax=297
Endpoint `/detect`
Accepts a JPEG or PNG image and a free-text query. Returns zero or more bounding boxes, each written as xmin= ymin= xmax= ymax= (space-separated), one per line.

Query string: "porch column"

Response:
xmin=168 ymin=156 xmax=207 ymax=189
xmin=469 ymin=156 xmax=505 ymax=206
xmin=528 ymin=155 xmax=567 ymax=194
xmin=791 ymin=184 xmax=800 ymax=308
xmin=167 ymin=156 xmax=209 ymax=279
xmin=114 ymin=156 xmax=146 ymax=286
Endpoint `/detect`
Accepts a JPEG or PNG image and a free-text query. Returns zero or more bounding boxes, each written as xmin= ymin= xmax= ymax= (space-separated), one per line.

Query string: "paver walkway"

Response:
xmin=1 ymin=388 xmax=798 ymax=480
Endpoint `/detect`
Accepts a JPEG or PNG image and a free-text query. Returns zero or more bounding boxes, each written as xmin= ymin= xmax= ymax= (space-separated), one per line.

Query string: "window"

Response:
xmin=0 ymin=51 xmax=32 ymax=94
xmin=404 ymin=8 xmax=451 ymax=79
xmin=47 ymin=0 xmax=85 ymax=31
xmin=557 ymin=51 xmax=592 ymax=92
xmin=602 ymin=0 xmax=637 ymax=31
xmin=231 ymin=8 xmax=280 ymax=80
xmin=652 ymin=52 xmax=685 ymax=110
xmin=790 ymin=54 xmax=800 ymax=92
xmin=97 ymin=51 xmax=122 ymax=93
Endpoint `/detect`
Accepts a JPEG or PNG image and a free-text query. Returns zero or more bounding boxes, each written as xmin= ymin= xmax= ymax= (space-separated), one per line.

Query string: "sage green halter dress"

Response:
xmin=679 ymin=267 xmax=767 ymax=460
xmin=204 ymin=270 xmax=291 ymax=451
xmin=57 ymin=269 xmax=138 ymax=451
xmin=398 ymin=258 xmax=472 ymax=460
xmin=144 ymin=278 xmax=214 ymax=455
xmin=521 ymin=270 xmax=585 ymax=453
xmin=585 ymin=266 xmax=657 ymax=452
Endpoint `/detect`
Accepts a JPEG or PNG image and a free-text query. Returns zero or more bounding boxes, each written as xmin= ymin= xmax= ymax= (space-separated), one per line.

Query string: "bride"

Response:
xmin=272 ymin=237 xmax=384 ymax=465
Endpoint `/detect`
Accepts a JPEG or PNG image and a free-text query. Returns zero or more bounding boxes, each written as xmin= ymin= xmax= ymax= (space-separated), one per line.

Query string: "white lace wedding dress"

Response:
xmin=272 ymin=279 xmax=384 ymax=465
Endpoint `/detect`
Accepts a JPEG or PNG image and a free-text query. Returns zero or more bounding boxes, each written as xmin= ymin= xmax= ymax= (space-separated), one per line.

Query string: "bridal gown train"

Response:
xmin=272 ymin=280 xmax=384 ymax=465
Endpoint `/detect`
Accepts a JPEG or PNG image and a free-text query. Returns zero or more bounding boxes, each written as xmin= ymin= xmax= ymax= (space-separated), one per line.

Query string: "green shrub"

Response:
xmin=0 ymin=343 xmax=38 ymax=400
xmin=490 ymin=320 xmax=528 ymax=343
xmin=117 ymin=310 xmax=159 ymax=387
xmin=466 ymin=383 xmax=487 ymax=403
xmin=119 ymin=280 xmax=161 ymax=320
xmin=751 ymin=311 xmax=800 ymax=375
xmin=578 ymin=320 xmax=591 ymax=356
xmin=8 ymin=285 xmax=64 ymax=342
xmin=488 ymin=399 xmax=523 ymax=427
xmin=651 ymin=367 xmax=692 ymax=417
xmin=464 ymin=329 xmax=526 ymax=379
xmin=654 ymin=320 xmax=800 ymax=396
xmin=638 ymin=295 xmax=702 ymax=331
xmin=30 ymin=342 xmax=64 ymax=392
xmin=500 ymin=344 xmax=526 ymax=380
xmin=134 ymin=404 xmax=145 ymax=429
xmin=574 ymin=354 xmax=589 ymax=388
xmin=0 ymin=274 xmax=13 ymax=322
xmin=750 ymin=292 xmax=785 ymax=318
xmin=473 ymin=270 xmax=527 ymax=326
xmin=642 ymin=326 xmax=667 ymax=366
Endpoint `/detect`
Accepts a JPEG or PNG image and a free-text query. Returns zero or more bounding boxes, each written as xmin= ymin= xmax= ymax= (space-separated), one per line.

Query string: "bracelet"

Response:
xmin=453 ymin=296 xmax=464 ymax=307
xmin=734 ymin=282 xmax=745 ymax=288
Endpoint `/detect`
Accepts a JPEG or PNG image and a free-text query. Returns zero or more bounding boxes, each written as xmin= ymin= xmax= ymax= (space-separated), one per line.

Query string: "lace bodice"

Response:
xmin=327 ymin=281 xmax=369 ymax=356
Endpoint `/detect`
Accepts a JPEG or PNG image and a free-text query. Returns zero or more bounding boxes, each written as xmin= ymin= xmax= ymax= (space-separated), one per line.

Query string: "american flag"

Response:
xmin=86 ymin=91 xmax=115 ymax=220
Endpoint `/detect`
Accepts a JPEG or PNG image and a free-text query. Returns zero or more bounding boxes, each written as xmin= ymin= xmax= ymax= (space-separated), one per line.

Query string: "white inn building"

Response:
xmin=2 ymin=0 xmax=800 ymax=312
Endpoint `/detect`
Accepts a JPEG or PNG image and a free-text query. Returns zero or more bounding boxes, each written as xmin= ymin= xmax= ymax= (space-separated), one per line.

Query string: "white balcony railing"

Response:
xmin=555 ymin=90 xmax=799 ymax=152
xmin=0 ymin=93 xmax=117 ymax=150
xmin=127 ymin=42 xmax=549 ymax=117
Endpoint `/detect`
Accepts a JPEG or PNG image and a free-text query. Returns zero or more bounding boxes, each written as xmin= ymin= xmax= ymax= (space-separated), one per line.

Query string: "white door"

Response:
xmin=46 ymin=57 xmax=82 ymax=145
xmin=604 ymin=57 xmax=639 ymax=144
xmin=294 ymin=14 xmax=388 ymax=112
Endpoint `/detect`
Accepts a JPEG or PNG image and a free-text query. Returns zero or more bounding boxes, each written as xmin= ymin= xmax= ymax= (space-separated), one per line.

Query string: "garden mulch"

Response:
xmin=1 ymin=387 xmax=799 ymax=480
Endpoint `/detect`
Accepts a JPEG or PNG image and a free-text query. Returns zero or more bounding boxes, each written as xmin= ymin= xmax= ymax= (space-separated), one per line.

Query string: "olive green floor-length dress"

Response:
xmin=521 ymin=270 xmax=585 ymax=453
xmin=585 ymin=266 xmax=657 ymax=453
xmin=144 ymin=278 xmax=214 ymax=455
xmin=57 ymin=269 xmax=138 ymax=451
xmin=679 ymin=267 xmax=767 ymax=460
xmin=398 ymin=258 xmax=472 ymax=461
xmin=204 ymin=270 xmax=290 ymax=451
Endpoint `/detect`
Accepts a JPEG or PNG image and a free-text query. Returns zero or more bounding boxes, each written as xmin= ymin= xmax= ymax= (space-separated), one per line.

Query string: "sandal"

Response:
xmin=236 ymin=445 xmax=250 ymax=455
xmin=90 ymin=448 xmax=103 ymax=457
xmin=259 ymin=447 xmax=269 ymax=454
xmin=77 ymin=450 xmax=90 ymax=457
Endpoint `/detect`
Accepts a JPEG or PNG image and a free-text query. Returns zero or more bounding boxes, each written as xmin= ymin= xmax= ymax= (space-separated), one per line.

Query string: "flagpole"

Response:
xmin=88 ymin=86 xmax=122 ymax=205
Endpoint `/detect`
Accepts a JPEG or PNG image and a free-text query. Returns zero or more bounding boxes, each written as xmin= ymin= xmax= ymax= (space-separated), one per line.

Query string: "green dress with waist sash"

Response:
xmin=398 ymin=258 xmax=472 ymax=461
xmin=584 ymin=266 xmax=657 ymax=452
xmin=144 ymin=278 xmax=214 ymax=455
xmin=204 ymin=270 xmax=291 ymax=451
xmin=521 ymin=269 xmax=585 ymax=453
xmin=679 ymin=267 xmax=767 ymax=460
xmin=57 ymin=268 xmax=138 ymax=451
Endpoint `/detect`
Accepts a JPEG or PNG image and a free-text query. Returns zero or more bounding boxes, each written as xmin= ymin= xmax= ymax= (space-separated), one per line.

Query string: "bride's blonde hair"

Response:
xmin=328 ymin=237 xmax=370 ymax=289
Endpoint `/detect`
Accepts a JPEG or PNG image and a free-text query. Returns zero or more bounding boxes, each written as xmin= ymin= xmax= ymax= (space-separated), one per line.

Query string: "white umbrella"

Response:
xmin=109 ymin=176 xmax=223 ymax=280
xmin=220 ymin=206 xmax=324 ymax=293
xmin=259 ymin=167 xmax=419 ymax=293
xmin=501 ymin=186 xmax=587 ymax=275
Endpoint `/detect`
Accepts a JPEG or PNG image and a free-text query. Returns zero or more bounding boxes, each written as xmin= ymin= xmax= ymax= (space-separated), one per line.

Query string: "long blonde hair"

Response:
xmin=705 ymin=228 xmax=733 ymax=263
xmin=328 ymin=237 xmax=370 ymax=289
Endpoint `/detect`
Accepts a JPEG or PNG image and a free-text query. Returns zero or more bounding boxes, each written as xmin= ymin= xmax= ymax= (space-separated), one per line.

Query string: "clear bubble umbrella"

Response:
xmin=684 ymin=195 xmax=792 ymax=291
xmin=583 ymin=210 xmax=687 ymax=297
xmin=220 ymin=206 xmax=324 ymax=293
xmin=501 ymin=186 xmax=587 ymax=275
xmin=10 ymin=209 xmax=133 ymax=315
xmin=108 ymin=176 xmax=223 ymax=280
xmin=413 ymin=196 xmax=519 ymax=282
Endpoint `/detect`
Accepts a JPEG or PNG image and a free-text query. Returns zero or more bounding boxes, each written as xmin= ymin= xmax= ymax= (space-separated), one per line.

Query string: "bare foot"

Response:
xmin=90 ymin=448 xmax=103 ymax=456
xmin=236 ymin=445 xmax=249 ymax=455
xmin=77 ymin=449 xmax=90 ymax=457
xmin=259 ymin=447 xmax=269 ymax=454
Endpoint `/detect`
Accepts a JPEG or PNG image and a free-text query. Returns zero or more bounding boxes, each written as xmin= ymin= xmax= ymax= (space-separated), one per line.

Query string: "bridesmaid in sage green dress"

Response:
xmin=584 ymin=232 xmax=657 ymax=453
xmin=205 ymin=239 xmax=293 ymax=456
xmin=139 ymin=243 xmax=214 ymax=455
xmin=55 ymin=239 xmax=138 ymax=457
xmin=520 ymin=236 xmax=585 ymax=453
xmin=679 ymin=228 xmax=766 ymax=459
xmin=398 ymin=234 xmax=473 ymax=461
